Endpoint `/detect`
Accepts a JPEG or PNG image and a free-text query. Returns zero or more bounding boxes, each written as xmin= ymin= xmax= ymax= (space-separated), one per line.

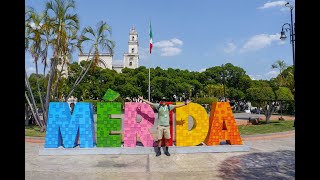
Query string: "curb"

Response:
xmin=25 ymin=136 xmax=45 ymax=143
xmin=25 ymin=130 xmax=295 ymax=144
xmin=241 ymin=130 xmax=295 ymax=141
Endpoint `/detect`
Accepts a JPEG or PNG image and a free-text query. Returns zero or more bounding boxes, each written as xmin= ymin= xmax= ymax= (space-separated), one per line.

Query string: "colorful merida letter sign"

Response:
xmin=45 ymin=89 xmax=242 ymax=148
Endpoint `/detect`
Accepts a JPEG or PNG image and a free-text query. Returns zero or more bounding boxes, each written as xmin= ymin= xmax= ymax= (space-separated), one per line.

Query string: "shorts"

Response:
xmin=157 ymin=125 xmax=171 ymax=140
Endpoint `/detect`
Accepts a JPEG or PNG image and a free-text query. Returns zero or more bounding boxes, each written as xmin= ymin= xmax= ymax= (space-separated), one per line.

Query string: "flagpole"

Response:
xmin=148 ymin=65 xmax=150 ymax=101
xmin=148 ymin=19 xmax=152 ymax=102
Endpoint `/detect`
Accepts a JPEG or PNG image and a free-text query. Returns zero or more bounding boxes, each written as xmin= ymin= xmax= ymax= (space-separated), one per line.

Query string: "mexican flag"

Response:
xmin=149 ymin=22 xmax=152 ymax=54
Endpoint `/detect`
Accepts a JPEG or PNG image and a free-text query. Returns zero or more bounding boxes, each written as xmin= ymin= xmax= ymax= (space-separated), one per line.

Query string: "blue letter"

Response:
xmin=44 ymin=102 xmax=96 ymax=148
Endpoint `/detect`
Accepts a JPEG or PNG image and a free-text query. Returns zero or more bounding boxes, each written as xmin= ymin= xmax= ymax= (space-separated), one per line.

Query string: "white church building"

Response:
xmin=78 ymin=26 xmax=139 ymax=73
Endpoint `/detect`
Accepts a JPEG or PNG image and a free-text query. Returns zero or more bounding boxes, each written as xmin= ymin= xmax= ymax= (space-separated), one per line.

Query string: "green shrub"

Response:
xmin=193 ymin=97 xmax=218 ymax=113
xmin=193 ymin=97 xmax=218 ymax=105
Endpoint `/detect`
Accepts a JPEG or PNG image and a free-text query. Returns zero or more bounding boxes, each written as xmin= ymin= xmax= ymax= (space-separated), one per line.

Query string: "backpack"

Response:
xmin=157 ymin=104 xmax=170 ymax=112
xmin=156 ymin=104 xmax=170 ymax=120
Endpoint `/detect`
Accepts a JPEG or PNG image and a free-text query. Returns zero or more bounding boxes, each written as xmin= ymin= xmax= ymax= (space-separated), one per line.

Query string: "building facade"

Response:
xmin=78 ymin=26 xmax=139 ymax=73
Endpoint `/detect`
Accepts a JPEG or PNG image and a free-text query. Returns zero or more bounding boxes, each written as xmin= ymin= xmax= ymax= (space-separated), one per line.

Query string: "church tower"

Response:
xmin=123 ymin=26 xmax=139 ymax=69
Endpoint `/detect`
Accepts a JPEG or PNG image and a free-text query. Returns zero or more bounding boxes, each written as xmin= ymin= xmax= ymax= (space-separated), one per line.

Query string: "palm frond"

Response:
xmin=97 ymin=21 xmax=107 ymax=37
xmin=271 ymin=64 xmax=278 ymax=69
xmin=82 ymin=27 xmax=96 ymax=38
xmin=65 ymin=0 xmax=76 ymax=11
xmin=65 ymin=14 xmax=80 ymax=29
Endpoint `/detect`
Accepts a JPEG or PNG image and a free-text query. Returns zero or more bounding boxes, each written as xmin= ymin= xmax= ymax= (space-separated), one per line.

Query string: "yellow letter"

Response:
xmin=175 ymin=103 xmax=209 ymax=146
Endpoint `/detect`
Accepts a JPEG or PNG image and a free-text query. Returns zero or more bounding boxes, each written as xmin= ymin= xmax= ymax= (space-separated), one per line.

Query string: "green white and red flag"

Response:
xmin=149 ymin=21 xmax=153 ymax=54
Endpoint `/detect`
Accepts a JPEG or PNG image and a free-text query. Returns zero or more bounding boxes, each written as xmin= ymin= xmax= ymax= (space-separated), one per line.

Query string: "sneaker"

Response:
xmin=156 ymin=151 xmax=161 ymax=156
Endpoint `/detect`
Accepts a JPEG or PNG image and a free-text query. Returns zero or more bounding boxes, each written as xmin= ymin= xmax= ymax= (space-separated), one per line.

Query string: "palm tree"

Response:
xmin=271 ymin=60 xmax=288 ymax=119
xmin=25 ymin=6 xmax=33 ymax=52
xmin=40 ymin=13 xmax=55 ymax=77
xmin=271 ymin=60 xmax=287 ymax=86
xmin=43 ymin=0 xmax=80 ymax=129
xmin=52 ymin=30 xmax=78 ymax=101
xmin=65 ymin=20 xmax=115 ymax=100
xmin=281 ymin=66 xmax=295 ymax=94
xmin=25 ymin=7 xmax=49 ymax=129
xmin=27 ymin=9 xmax=48 ymax=128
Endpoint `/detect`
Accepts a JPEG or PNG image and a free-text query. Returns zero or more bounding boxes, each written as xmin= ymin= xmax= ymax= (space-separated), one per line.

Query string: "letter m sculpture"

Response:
xmin=44 ymin=102 xmax=96 ymax=148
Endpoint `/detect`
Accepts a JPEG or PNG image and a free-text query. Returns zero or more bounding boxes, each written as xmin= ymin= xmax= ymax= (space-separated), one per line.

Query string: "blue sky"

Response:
xmin=25 ymin=0 xmax=295 ymax=80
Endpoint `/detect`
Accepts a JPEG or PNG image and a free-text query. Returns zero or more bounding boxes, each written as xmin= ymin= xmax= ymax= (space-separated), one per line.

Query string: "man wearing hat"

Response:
xmin=138 ymin=96 xmax=191 ymax=156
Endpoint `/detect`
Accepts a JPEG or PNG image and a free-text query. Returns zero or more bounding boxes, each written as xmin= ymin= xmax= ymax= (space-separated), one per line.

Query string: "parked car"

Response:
xmin=250 ymin=108 xmax=264 ymax=114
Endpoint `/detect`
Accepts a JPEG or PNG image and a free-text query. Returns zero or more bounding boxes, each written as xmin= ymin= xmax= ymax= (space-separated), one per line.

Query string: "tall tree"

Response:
xmin=275 ymin=87 xmax=294 ymax=119
xmin=25 ymin=7 xmax=46 ymax=129
xmin=25 ymin=6 xmax=33 ymax=51
xmin=27 ymin=9 xmax=48 ymax=127
xmin=281 ymin=66 xmax=294 ymax=94
xmin=52 ymin=30 xmax=78 ymax=100
xmin=43 ymin=0 xmax=80 ymax=130
xmin=271 ymin=60 xmax=287 ymax=86
xmin=204 ymin=84 xmax=224 ymax=98
xmin=271 ymin=60 xmax=290 ymax=119
xmin=66 ymin=20 xmax=115 ymax=100
xmin=246 ymin=87 xmax=277 ymax=124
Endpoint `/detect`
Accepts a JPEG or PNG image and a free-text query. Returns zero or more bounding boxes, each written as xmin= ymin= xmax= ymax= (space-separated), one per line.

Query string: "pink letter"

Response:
xmin=123 ymin=102 xmax=156 ymax=147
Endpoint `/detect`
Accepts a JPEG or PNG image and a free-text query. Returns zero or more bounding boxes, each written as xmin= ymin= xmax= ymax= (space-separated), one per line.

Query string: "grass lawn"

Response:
xmin=238 ymin=120 xmax=295 ymax=135
xmin=25 ymin=125 xmax=46 ymax=137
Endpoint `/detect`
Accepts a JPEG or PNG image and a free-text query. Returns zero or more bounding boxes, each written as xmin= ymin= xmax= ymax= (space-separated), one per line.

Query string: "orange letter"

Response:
xmin=204 ymin=102 xmax=242 ymax=145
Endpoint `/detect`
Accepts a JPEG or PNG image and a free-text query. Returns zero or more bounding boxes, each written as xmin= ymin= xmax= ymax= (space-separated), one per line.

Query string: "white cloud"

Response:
xmin=266 ymin=70 xmax=279 ymax=78
xmin=160 ymin=47 xmax=182 ymax=56
xmin=26 ymin=66 xmax=36 ymax=76
xmin=154 ymin=41 xmax=173 ymax=48
xmin=223 ymin=42 xmax=237 ymax=54
xmin=154 ymin=38 xmax=183 ymax=56
xmin=257 ymin=1 xmax=287 ymax=9
xmin=154 ymin=38 xmax=183 ymax=48
xmin=28 ymin=22 xmax=43 ymax=30
xmin=170 ymin=38 xmax=183 ymax=46
xmin=199 ymin=68 xmax=206 ymax=72
xmin=240 ymin=33 xmax=280 ymax=53
xmin=29 ymin=22 xmax=36 ymax=28
xmin=249 ymin=70 xmax=279 ymax=80
xmin=249 ymin=74 xmax=260 ymax=80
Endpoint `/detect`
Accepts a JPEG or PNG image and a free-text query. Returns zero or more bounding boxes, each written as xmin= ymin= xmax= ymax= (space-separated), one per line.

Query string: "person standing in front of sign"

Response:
xmin=138 ymin=96 xmax=191 ymax=156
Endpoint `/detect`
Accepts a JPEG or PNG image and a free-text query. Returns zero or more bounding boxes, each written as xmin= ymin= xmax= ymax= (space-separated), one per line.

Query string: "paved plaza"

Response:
xmin=25 ymin=131 xmax=295 ymax=180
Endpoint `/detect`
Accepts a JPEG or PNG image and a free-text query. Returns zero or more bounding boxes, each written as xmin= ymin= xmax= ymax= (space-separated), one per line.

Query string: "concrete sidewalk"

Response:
xmin=25 ymin=131 xmax=295 ymax=179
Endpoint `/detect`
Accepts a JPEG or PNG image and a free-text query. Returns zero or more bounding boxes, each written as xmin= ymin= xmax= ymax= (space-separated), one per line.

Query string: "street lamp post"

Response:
xmin=279 ymin=1 xmax=295 ymax=127
xmin=280 ymin=2 xmax=295 ymax=74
